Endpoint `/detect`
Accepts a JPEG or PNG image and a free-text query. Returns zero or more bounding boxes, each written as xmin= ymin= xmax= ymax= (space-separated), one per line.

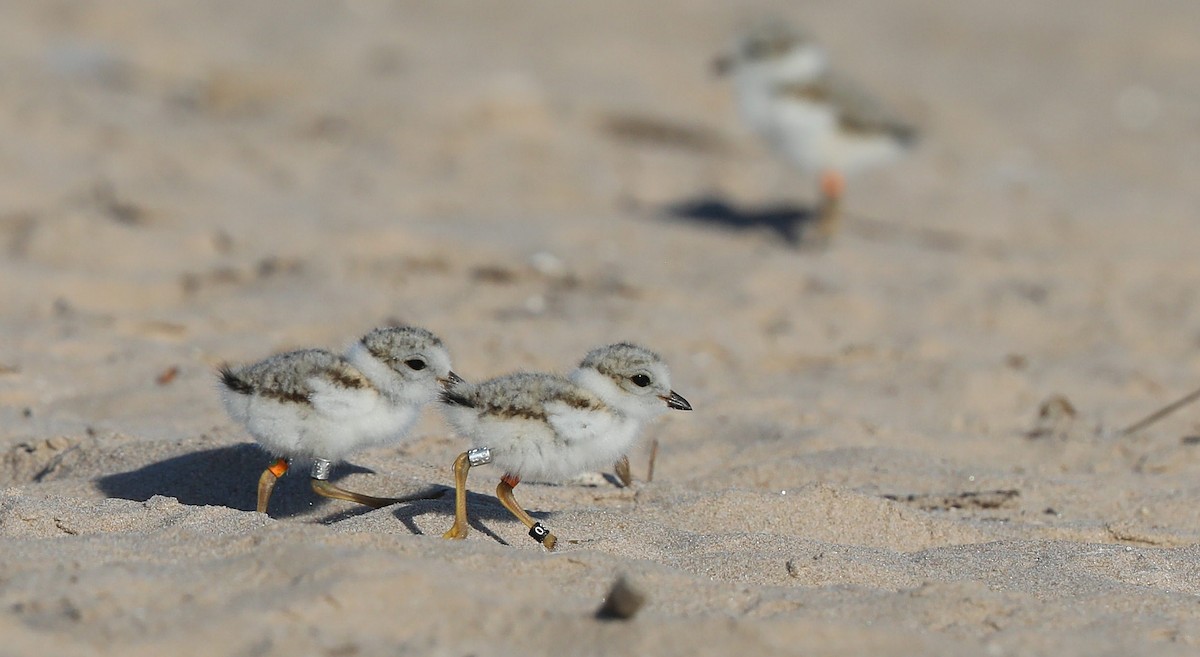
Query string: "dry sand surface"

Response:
xmin=3 ymin=1 xmax=1200 ymax=655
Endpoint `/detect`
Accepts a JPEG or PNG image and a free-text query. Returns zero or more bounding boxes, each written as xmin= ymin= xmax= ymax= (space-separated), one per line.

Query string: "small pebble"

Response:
xmin=529 ymin=251 xmax=566 ymax=278
xmin=595 ymin=575 xmax=645 ymax=620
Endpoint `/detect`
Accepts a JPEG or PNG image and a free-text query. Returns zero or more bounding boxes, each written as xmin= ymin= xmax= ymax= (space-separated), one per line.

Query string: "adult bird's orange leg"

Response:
xmin=257 ymin=458 xmax=289 ymax=514
xmin=814 ymin=170 xmax=846 ymax=243
xmin=443 ymin=447 xmax=492 ymax=540
xmin=495 ymin=474 xmax=557 ymax=550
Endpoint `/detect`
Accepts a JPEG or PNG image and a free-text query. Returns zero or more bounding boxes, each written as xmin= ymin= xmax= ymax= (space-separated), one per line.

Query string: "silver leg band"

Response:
xmin=467 ymin=447 xmax=493 ymax=467
xmin=311 ymin=458 xmax=333 ymax=481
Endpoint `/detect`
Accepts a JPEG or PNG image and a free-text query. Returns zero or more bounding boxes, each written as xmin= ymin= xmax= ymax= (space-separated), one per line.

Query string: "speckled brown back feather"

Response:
xmin=441 ymin=372 xmax=604 ymax=421
xmin=219 ymin=349 xmax=368 ymax=404
xmin=776 ymin=70 xmax=916 ymax=144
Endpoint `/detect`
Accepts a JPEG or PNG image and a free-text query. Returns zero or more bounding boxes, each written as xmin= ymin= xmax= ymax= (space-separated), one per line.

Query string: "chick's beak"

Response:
xmin=660 ymin=390 xmax=693 ymax=411
xmin=439 ymin=371 xmax=465 ymax=389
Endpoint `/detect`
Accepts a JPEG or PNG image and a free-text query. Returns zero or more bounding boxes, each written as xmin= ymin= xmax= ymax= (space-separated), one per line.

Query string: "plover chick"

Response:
xmin=714 ymin=21 xmax=916 ymax=242
xmin=440 ymin=343 xmax=692 ymax=549
xmin=218 ymin=326 xmax=460 ymax=515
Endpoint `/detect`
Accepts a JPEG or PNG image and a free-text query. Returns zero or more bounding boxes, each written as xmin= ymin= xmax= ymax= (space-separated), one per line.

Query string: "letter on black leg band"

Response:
xmin=529 ymin=522 xmax=550 ymax=544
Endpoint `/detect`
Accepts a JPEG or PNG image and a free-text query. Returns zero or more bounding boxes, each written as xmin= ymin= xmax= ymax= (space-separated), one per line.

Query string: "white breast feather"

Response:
xmin=307 ymin=376 xmax=377 ymax=419
xmin=771 ymin=99 xmax=838 ymax=172
xmin=467 ymin=403 xmax=639 ymax=483
xmin=224 ymin=377 xmax=423 ymax=462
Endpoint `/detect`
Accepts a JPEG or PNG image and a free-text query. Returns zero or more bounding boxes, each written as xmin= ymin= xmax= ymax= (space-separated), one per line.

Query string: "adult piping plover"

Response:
xmin=218 ymin=326 xmax=460 ymax=515
xmin=714 ymin=22 xmax=916 ymax=242
xmin=439 ymin=343 xmax=692 ymax=549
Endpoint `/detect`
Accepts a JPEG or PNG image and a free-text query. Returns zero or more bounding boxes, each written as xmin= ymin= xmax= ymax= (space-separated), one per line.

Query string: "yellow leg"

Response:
xmin=646 ymin=438 xmax=659 ymax=483
xmin=310 ymin=478 xmax=437 ymax=509
xmin=442 ymin=452 xmax=472 ymax=540
xmin=257 ymin=458 xmax=289 ymax=514
xmin=496 ymin=475 xmax=557 ymax=550
xmin=614 ymin=455 xmax=632 ymax=487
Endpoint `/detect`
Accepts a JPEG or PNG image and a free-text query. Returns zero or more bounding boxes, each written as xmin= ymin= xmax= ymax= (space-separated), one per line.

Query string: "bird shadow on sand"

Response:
xmin=391 ymin=488 xmax=553 ymax=547
xmin=662 ymin=195 xmax=817 ymax=247
xmin=95 ymin=443 xmax=404 ymax=519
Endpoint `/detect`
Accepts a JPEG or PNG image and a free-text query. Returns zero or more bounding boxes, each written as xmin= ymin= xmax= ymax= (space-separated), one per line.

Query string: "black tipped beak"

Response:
xmin=712 ymin=54 xmax=733 ymax=76
xmin=661 ymin=390 xmax=692 ymax=411
xmin=440 ymin=371 xmax=465 ymax=389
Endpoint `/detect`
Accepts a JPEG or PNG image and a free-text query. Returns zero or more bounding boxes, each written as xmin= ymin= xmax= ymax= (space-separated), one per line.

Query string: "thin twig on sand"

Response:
xmin=1119 ymin=385 xmax=1200 ymax=437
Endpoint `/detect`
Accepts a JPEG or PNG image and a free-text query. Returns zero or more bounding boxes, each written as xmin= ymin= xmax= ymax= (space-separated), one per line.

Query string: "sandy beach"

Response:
xmin=3 ymin=1 xmax=1200 ymax=655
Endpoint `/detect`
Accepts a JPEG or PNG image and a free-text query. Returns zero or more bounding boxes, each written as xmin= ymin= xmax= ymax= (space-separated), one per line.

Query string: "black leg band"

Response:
xmin=529 ymin=522 xmax=551 ymax=544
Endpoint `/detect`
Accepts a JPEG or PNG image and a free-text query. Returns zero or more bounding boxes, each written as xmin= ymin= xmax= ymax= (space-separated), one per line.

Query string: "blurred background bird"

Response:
xmin=714 ymin=22 xmax=917 ymax=244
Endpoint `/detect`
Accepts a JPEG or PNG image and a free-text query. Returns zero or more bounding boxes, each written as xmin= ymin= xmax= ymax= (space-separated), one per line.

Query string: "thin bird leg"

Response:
xmin=614 ymin=455 xmax=633 ymax=487
xmin=442 ymin=451 xmax=473 ymax=539
xmin=815 ymin=170 xmax=846 ymax=242
xmin=496 ymin=474 xmax=557 ymax=550
xmin=646 ymin=438 xmax=660 ymax=483
xmin=307 ymin=458 xmax=440 ymax=510
xmin=257 ymin=458 xmax=289 ymax=514
xmin=443 ymin=447 xmax=492 ymax=540
xmin=309 ymin=480 xmax=411 ymax=508
xmin=309 ymin=480 xmax=441 ymax=508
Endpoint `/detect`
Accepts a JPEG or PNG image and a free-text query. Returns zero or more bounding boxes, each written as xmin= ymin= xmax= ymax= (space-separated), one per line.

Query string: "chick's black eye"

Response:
xmin=631 ymin=374 xmax=651 ymax=388
xmin=404 ymin=359 xmax=427 ymax=371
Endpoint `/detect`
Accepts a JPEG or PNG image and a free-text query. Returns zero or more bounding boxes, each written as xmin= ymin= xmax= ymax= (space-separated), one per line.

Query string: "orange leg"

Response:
xmin=495 ymin=474 xmax=557 ymax=550
xmin=257 ymin=458 xmax=289 ymax=514
xmin=815 ymin=170 xmax=846 ymax=242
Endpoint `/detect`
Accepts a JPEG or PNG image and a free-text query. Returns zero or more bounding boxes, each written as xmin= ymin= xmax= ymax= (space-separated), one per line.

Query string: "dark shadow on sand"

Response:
xmin=392 ymin=486 xmax=553 ymax=546
xmin=663 ymin=195 xmax=816 ymax=246
xmin=95 ymin=443 xmax=408 ymax=519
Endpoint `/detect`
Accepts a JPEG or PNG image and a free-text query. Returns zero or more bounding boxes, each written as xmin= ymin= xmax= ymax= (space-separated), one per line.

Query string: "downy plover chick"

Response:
xmin=219 ymin=326 xmax=461 ymax=515
xmin=714 ymin=22 xmax=916 ymax=242
xmin=440 ymin=343 xmax=692 ymax=549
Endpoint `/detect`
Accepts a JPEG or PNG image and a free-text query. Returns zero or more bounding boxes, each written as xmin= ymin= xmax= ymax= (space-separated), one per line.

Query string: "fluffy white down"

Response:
xmin=732 ymin=44 xmax=903 ymax=176
xmin=443 ymin=402 xmax=641 ymax=483
xmin=343 ymin=342 xmax=444 ymax=406
xmin=733 ymin=45 xmax=828 ymax=166
xmin=744 ymin=90 xmax=906 ymax=176
xmin=220 ymin=380 xmax=421 ymax=462
xmin=569 ymin=367 xmax=668 ymax=423
xmin=823 ymin=128 xmax=907 ymax=176
xmin=766 ymin=99 xmax=838 ymax=173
